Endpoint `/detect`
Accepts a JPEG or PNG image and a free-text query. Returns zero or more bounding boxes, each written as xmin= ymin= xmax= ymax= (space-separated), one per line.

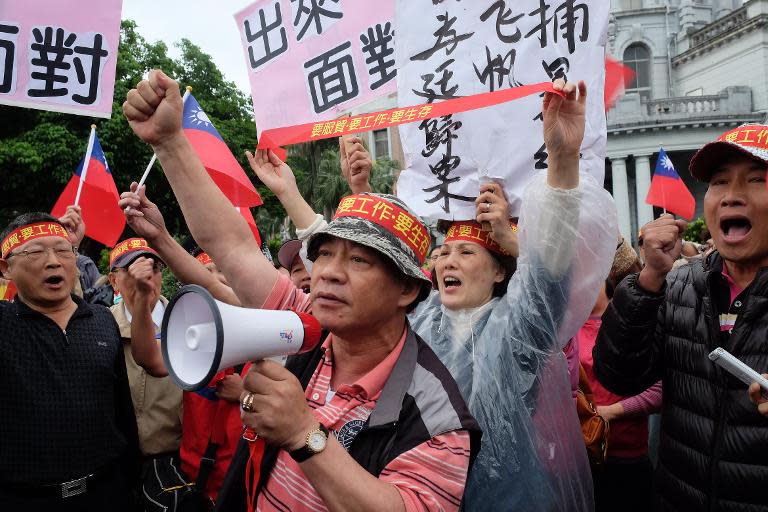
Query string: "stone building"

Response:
xmin=607 ymin=0 xmax=767 ymax=240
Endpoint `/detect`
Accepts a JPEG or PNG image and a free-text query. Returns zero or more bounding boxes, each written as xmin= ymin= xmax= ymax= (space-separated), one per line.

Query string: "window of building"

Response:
xmin=372 ymin=129 xmax=390 ymax=159
xmin=623 ymin=44 xmax=651 ymax=100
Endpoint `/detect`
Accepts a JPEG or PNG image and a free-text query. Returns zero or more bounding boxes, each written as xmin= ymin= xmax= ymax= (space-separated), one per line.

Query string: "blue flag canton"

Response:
xmin=75 ymin=134 xmax=111 ymax=177
xmin=182 ymin=94 xmax=224 ymax=141
xmin=654 ymin=149 xmax=680 ymax=179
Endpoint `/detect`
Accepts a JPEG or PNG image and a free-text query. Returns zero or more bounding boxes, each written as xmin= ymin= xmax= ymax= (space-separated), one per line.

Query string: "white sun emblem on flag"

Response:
xmin=188 ymin=108 xmax=212 ymax=127
xmin=662 ymin=155 xmax=674 ymax=170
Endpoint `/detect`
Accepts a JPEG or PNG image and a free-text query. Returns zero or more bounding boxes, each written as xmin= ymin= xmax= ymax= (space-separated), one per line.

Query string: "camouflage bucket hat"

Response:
xmin=307 ymin=193 xmax=432 ymax=286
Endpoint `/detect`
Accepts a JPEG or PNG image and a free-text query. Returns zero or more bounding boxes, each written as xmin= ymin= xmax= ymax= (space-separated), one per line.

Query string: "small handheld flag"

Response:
xmin=605 ymin=57 xmax=635 ymax=112
xmin=182 ymin=93 xmax=262 ymax=207
xmin=237 ymin=206 xmax=261 ymax=245
xmin=0 ymin=280 xmax=16 ymax=301
xmin=645 ymin=148 xmax=696 ymax=220
xmin=51 ymin=129 xmax=126 ymax=247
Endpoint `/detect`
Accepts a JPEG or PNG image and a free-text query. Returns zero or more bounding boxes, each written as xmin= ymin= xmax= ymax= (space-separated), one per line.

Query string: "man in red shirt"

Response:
xmin=121 ymin=70 xmax=480 ymax=512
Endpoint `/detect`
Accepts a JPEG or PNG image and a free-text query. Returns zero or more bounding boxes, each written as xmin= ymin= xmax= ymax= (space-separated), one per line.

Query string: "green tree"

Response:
xmin=684 ymin=217 xmax=708 ymax=243
xmin=0 ymin=20 xmax=273 ymax=262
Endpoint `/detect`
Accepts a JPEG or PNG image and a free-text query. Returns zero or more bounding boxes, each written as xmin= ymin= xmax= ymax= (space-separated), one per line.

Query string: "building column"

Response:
xmin=611 ymin=157 xmax=632 ymax=241
xmin=635 ymin=154 xmax=655 ymax=229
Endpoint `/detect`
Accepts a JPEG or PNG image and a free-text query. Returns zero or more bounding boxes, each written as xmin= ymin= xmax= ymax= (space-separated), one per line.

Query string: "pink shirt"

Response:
xmin=578 ymin=316 xmax=662 ymax=458
xmin=257 ymin=275 xmax=471 ymax=511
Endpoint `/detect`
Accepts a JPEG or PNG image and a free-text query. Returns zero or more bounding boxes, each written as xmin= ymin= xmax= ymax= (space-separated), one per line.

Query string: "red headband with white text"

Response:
xmin=109 ymin=238 xmax=158 ymax=268
xmin=333 ymin=195 xmax=430 ymax=265
xmin=1 ymin=222 xmax=70 ymax=259
xmin=444 ymin=221 xmax=517 ymax=256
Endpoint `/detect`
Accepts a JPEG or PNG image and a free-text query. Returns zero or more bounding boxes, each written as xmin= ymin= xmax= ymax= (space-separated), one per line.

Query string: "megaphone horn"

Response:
xmin=161 ymin=284 xmax=322 ymax=391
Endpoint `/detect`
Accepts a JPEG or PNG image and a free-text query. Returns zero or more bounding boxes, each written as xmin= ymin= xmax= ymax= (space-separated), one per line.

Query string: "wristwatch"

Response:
xmin=289 ymin=423 xmax=329 ymax=463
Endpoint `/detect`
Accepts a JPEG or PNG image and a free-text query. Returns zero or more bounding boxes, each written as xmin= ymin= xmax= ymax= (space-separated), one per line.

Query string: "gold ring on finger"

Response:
xmin=241 ymin=392 xmax=256 ymax=413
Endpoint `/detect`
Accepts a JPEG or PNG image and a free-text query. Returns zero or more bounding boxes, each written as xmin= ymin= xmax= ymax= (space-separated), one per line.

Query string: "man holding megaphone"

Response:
xmin=122 ymin=69 xmax=481 ymax=512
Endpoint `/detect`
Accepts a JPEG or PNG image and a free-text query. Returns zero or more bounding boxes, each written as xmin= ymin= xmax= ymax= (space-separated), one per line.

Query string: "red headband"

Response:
xmin=1 ymin=222 xmax=70 ymax=259
xmin=196 ymin=252 xmax=213 ymax=266
xmin=717 ymin=125 xmax=768 ymax=149
xmin=444 ymin=221 xmax=517 ymax=256
xmin=334 ymin=195 xmax=430 ymax=265
xmin=109 ymin=238 xmax=158 ymax=268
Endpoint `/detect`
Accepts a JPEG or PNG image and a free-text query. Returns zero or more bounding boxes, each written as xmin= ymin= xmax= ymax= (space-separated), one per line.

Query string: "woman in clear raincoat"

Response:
xmin=408 ymin=80 xmax=617 ymax=511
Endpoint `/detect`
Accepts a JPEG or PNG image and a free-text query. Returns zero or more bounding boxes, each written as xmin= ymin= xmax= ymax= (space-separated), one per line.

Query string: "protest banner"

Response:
xmin=395 ymin=1 xmax=610 ymax=220
xmin=235 ymin=0 xmax=395 ymax=135
xmin=0 ymin=0 xmax=122 ymax=118
xmin=257 ymin=82 xmax=559 ymax=151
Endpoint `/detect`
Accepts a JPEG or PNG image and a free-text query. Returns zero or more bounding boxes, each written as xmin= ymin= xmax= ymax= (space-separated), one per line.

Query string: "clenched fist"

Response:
xmin=637 ymin=214 xmax=688 ymax=293
xmin=122 ymin=69 xmax=184 ymax=147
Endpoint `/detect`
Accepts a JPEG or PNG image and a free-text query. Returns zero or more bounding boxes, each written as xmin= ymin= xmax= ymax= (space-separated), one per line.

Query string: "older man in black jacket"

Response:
xmin=594 ymin=124 xmax=768 ymax=512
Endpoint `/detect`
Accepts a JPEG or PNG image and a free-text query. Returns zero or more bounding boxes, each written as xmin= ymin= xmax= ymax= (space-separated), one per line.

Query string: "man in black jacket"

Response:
xmin=0 ymin=213 xmax=138 ymax=511
xmin=594 ymin=124 xmax=768 ymax=512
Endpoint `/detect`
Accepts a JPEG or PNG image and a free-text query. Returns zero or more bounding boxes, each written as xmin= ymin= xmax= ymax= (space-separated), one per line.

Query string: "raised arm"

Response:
xmin=503 ymin=79 xmax=617 ymax=351
xmin=245 ymin=149 xmax=318 ymax=230
xmin=122 ymin=70 xmax=275 ymax=307
xmin=118 ymin=183 xmax=240 ymax=306
xmin=340 ymin=135 xmax=373 ymax=194
xmin=475 ymin=182 xmax=519 ymax=257
xmin=594 ymin=215 xmax=687 ymax=396
xmin=127 ymin=256 xmax=168 ymax=377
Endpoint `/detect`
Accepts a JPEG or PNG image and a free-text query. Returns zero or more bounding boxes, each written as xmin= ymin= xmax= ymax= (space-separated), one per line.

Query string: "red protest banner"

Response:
xmin=257 ymin=82 xmax=559 ymax=157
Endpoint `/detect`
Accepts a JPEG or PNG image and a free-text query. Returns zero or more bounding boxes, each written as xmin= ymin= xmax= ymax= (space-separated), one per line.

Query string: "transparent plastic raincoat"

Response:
xmin=410 ymin=172 xmax=618 ymax=511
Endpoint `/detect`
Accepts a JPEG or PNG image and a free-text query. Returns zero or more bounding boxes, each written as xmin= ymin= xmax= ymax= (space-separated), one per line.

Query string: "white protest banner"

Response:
xmin=0 ymin=0 xmax=122 ymax=118
xmin=235 ymin=0 xmax=396 ymax=136
xmin=395 ymin=0 xmax=609 ymax=220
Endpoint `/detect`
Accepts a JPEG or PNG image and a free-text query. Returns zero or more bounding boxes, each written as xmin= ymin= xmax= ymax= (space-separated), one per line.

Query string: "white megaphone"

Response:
xmin=161 ymin=284 xmax=323 ymax=391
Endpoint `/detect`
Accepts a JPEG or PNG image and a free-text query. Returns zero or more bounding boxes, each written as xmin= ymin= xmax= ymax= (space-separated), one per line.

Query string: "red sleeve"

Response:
xmin=260 ymin=274 xmax=312 ymax=313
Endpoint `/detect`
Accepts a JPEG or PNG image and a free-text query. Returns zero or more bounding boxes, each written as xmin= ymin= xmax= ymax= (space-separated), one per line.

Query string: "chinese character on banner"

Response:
xmin=243 ymin=1 xmax=289 ymax=71
xmin=235 ymin=0 xmax=396 ymax=136
xmin=0 ymin=0 xmax=122 ymax=118
xmin=0 ymin=23 xmax=20 ymax=94
xmin=304 ymin=41 xmax=359 ymax=113
xmin=291 ymin=0 xmax=343 ymax=41
xmin=27 ymin=27 xmax=109 ymax=105
xmin=396 ymin=0 xmax=609 ymax=220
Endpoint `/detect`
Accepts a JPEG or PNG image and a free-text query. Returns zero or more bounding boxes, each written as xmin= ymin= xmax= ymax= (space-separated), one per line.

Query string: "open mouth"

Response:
xmin=43 ymin=275 xmax=65 ymax=288
xmin=443 ymin=276 xmax=462 ymax=290
xmin=721 ymin=217 xmax=752 ymax=242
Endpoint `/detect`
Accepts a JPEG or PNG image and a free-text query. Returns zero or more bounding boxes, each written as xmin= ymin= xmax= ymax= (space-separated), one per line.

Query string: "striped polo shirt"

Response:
xmin=257 ymin=275 xmax=471 ymax=511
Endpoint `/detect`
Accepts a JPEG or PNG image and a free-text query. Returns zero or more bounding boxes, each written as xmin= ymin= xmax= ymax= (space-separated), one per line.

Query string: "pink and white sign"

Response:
xmin=235 ymin=0 xmax=395 ymax=135
xmin=0 ymin=0 xmax=122 ymax=118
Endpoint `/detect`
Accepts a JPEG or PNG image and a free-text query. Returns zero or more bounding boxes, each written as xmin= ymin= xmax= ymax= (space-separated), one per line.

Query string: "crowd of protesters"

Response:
xmin=1 ymin=69 xmax=767 ymax=512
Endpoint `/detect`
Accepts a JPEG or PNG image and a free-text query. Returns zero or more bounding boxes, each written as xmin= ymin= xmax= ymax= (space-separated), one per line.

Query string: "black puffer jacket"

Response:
xmin=594 ymin=252 xmax=768 ymax=512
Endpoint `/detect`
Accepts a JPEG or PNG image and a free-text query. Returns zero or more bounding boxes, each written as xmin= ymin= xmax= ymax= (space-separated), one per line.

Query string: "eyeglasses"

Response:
xmin=7 ymin=246 xmax=76 ymax=262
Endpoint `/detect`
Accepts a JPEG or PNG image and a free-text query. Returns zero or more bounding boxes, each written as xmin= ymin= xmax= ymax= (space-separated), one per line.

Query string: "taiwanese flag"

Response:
xmin=645 ymin=148 xmax=696 ymax=220
xmin=0 ymin=280 xmax=16 ymax=301
xmin=183 ymin=94 xmax=262 ymax=207
xmin=51 ymin=132 xmax=125 ymax=247
xmin=605 ymin=57 xmax=635 ymax=112
xmin=237 ymin=206 xmax=262 ymax=245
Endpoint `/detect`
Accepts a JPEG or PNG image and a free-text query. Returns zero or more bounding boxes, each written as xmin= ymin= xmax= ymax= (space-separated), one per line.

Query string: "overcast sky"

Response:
xmin=121 ymin=0 xmax=255 ymax=95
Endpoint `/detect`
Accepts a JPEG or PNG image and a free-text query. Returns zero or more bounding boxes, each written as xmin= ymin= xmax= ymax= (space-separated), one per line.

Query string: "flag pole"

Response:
xmin=74 ymin=125 xmax=97 ymax=207
xmin=136 ymin=86 xmax=192 ymax=189
xmin=660 ymin=149 xmax=667 ymax=216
